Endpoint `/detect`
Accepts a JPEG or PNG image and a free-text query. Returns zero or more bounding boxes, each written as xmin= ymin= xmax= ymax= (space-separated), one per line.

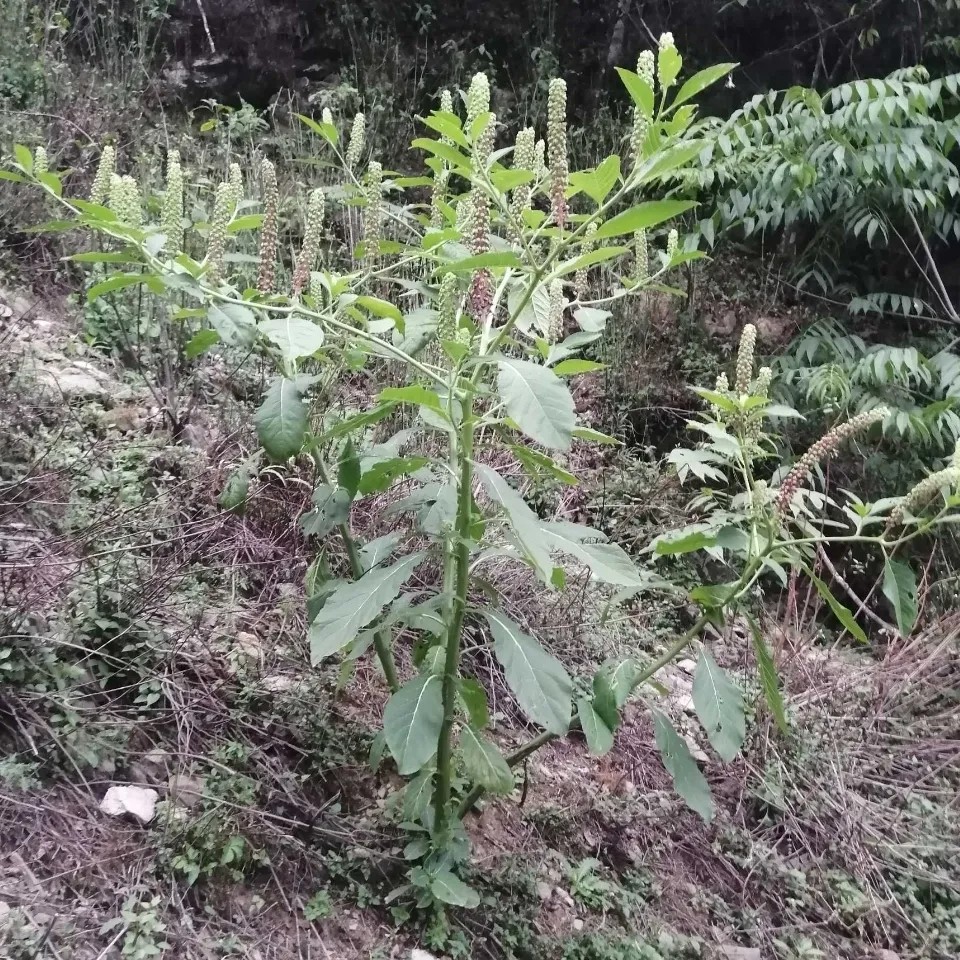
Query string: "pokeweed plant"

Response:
xmin=12 ymin=40 xmax=941 ymax=912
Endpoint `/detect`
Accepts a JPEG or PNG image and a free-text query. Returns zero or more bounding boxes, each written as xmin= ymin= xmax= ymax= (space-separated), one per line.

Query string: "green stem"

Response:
xmin=312 ymin=454 xmax=400 ymax=693
xmin=432 ymin=404 xmax=476 ymax=835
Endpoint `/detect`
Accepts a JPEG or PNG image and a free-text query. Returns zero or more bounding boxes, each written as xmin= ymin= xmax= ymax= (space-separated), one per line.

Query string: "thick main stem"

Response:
xmin=432 ymin=407 xmax=475 ymax=835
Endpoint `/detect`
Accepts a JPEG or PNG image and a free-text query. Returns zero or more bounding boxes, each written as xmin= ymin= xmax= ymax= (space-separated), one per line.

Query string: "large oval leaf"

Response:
xmin=882 ymin=556 xmax=917 ymax=637
xmin=485 ymin=609 xmax=572 ymax=735
xmin=254 ymin=377 xmax=308 ymax=461
xmin=383 ymin=673 xmax=443 ymax=775
xmin=259 ymin=314 xmax=325 ymax=360
xmin=652 ymin=708 xmax=714 ymax=822
xmin=497 ymin=358 xmax=575 ymax=451
xmin=593 ymin=200 xmax=696 ymax=240
xmin=692 ymin=648 xmax=745 ymax=762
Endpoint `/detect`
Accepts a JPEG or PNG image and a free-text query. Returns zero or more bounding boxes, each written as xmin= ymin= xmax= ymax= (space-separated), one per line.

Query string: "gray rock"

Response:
xmin=168 ymin=774 xmax=205 ymax=809
xmin=536 ymin=881 xmax=553 ymax=901
xmin=99 ymin=785 xmax=159 ymax=824
xmin=719 ymin=947 xmax=761 ymax=960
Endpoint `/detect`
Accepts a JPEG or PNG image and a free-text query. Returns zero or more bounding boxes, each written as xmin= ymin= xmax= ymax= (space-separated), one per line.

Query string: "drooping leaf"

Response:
xmin=475 ymin=464 xmax=557 ymax=581
xmin=337 ymin=439 xmax=362 ymax=498
xmin=882 ymin=556 xmax=918 ymax=637
xmin=673 ymin=63 xmax=736 ymax=108
xmin=401 ymin=768 xmax=433 ymax=821
xmin=654 ymin=530 xmax=720 ymax=556
xmin=309 ymin=553 xmax=424 ymax=663
xmin=185 ymin=328 xmax=220 ymax=358
xmin=540 ymin=522 xmax=645 ymax=587
xmin=259 ymin=314 xmax=325 ymax=360
xmin=358 ymin=456 xmax=430 ymax=495
xmin=497 ymin=358 xmax=576 ymax=450
xmin=430 ymin=871 xmax=481 ymax=908
xmin=576 ymin=697 xmax=614 ymax=756
xmin=460 ymin=726 xmax=514 ymax=794
xmin=300 ymin=484 xmax=352 ymax=537
xmin=746 ymin=615 xmax=788 ymax=734
xmin=485 ymin=609 xmax=573 ymax=735
xmin=591 ymin=672 xmax=620 ymax=730
xmin=358 ymin=532 xmax=403 ymax=572
xmin=254 ymin=377 xmax=309 ymax=461
xmin=383 ymin=672 xmax=443 ymax=775
xmin=652 ymin=709 xmax=714 ymax=821
xmin=805 ymin=567 xmax=869 ymax=643
xmin=692 ymin=648 xmax=746 ymax=762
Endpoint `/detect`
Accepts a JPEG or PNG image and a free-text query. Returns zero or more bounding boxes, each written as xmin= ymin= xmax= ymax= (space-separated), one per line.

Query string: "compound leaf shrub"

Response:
xmin=10 ymin=42 xmax=960 ymax=912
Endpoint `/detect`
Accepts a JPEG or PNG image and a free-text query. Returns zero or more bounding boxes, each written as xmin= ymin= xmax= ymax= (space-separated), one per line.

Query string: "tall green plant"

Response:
xmin=9 ymin=42 xmax=960 ymax=913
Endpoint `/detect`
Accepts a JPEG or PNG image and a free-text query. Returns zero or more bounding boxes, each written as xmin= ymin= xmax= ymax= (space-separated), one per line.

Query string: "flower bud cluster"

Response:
xmin=509 ymin=126 xmax=536 ymax=230
xmin=34 ymin=146 xmax=48 ymax=177
xmin=710 ymin=371 xmax=729 ymax=419
xmin=227 ymin=162 xmax=243 ymax=211
xmin=90 ymin=145 xmax=116 ymax=206
xmin=775 ymin=407 xmax=889 ymax=514
xmin=257 ymin=158 xmax=279 ymax=294
xmin=206 ymin=180 xmax=233 ymax=284
xmin=466 ymin=73 xmax=490 ymax=126
xmin=161 ymin=149 xmax=184 ymax=256
xmin=734 ymin=323 xmax=757 ymax=395
xmin=468 ymin=191 xmax=493 ymax=323
xmin=547 ymin=78 xmax=568 ymax=228
xmin=110 ymin=173 xmax=142 ymax=227
xmin=294 ymin=187 xmax=325 ymax=294
xmin=322 ymin=108 xmax=333 ymax=126
xmin=665 ymin=228 xmax=678 ymax=263
xmin=634 ymin=229 xmax=648 ymax=284
xmin=437 ymin=273 xmax=459 ymax=342
xmin=886 ymin=441 xmax=960 ymax=530
xmin=534 ymin=139 xmax=546 ymax=178
xmin=547 ymin=280 xmax=564 ymax=343
xmin=346 ymin=113 xmax=365 ymax=169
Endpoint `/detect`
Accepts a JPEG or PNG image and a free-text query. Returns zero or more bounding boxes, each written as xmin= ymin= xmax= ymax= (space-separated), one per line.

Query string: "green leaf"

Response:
xmin=338 ymin=439 xmax=362 ymax=498
xmin=882 ymin=556 xmax=917 ymax=636
xmin=540 ymin=522 xmax=645 ymax=588
xmin=297 ymin=113 xmax=339 ymax=144
xmin=430 ymin=871 xmax=480 ymax=908
xmin=568 ymin=155 xmax=621 ymax=204
xmin=0 ymin=170 xmax=27 ymax=183
xmin=185 ymin=328 xmax=220 ymax=358
xmin=358 ymin=456 xmax=430 ymax=495
xmin=383 ymin=672 xmax=443 ymax=775
xmin=497 ymin=358 xmax=576 ymax=451
xmin=592 ymin=673 xmax=620 ymax=730
xmin=379 ymin=385 xmax=447 ymax=416
xmin=573 ymin=427 xmax=620 ymax=445
xmin=401 ymin=768 xmax=433 ymax=821
xmin=652 ymin=709 xmax=714 ymax=821
xmin=315 ymin=403 xmax=396 ymax=445
xmin=356 ymin=295 xmax=403 ymax=323
xmin=227 ymin=214 xmax=265 ymax=233
xmin=458 ymin=678 xmax=489 ymax=729
xmin=604 ymin=659 xmax=641 ymax=707
xmin=309 ymin=553 xmax=424 ymax=663
xmin=673 ymin=63 xmax=737 ymax=107
xmin=552 ymin=359 xmax=606 ymax=376
xmin=577 ymin=697 xmax=614 ymax=756
xmin=692 ymin=648 xmax=745 ymax=762
xmin=358 ymin=532 xmax=403 ymax=572
xmin=208 ymin=302 xmax=257 ymax=346
xmin=658 ymin=45 xmax=682 ymax=88
xmin=254 ymin=377 xmax=309 ymax=461
xmin=439 ymin=250 xmax=522 ymax=273
xmin=13 ymin=144 xmax=33 ymax=172
xmin=258 ymin=314 xmax=325 ymax=360
xmin=655 ymin=530 xmax=720 ymax=556
xmin=86 ymin=272 xmax=150 ymax=302
xmin=485 ymin=609 xmax=573 ymax=735
xmin=553 ymin=245 xmax=629 ymax=277
xmin=746 ymin=615 xmax=788 ymax=734
xmin=412 ymin=137 xmax=472 ymax=169
xmin=219 ymin=466 xmax=250 ymax=513
xmin=804 ymin=567 xmax=868 ymax=643
xmin=300 ymin=484 xmax=352 ymax=537
xmin=616 ymin=68 xmax=654 ymax=117
xmin=593 ymin=200 xmax=697 ymax=240
xmin=460 ymin=726 xmax=514 ymax=793
xmin=475 ymin=464 xmax=557 ymax=581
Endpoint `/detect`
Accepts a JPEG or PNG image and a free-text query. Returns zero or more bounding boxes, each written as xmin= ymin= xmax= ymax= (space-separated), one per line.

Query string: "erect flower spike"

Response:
xmin=734 ymin=323 xmax=757 ymax=395
xmin=363 ymin=162 xmax=383 ymax=264
xmin=430 ymin=167 xmax=450 ymax=230
xmin=755 ymin=366 xmax=772 ymax=398
xmin=774 ymin=407 xmax=889 ymax=514
xmin=547 ymin=280 xmax=564 ymax=343
xmin=227 ymin=162 xmax=243 ymax=211
xmin=574 ymin=222 xmax=598 ymax=300
xmin=657 ymin=32 xmax=679 ymax=87
xmin=509 ymin=127 xmax=536 ymax=232
xmin=465 ymin=73 xmax=490 ymax=127
xmin=473 ymin=113 xmax=496 ymax=170
xmin=634 ymin=229 xmax=649 ymax=284
xmin=534 ymin=139 xmax=546 ymax=178
xmin=637 ymin=50 xmax=655 ymax=86
xmin=547 ymin=78 xmax=569 ymax=228
xmin=293 ymin=187 xmax=325 ymax=294
xmin=206 ymin=181 xmax=233 ymax=284
xmin=257 ymin=158 xmax=279 ymax=294
xmin=710 ymin=371 xmax=730 ymax=420
xmin=90 ymin=145 xmax=116 ymax=206
xmin=666 ymin=228 xmax=679 ymax=263
xmin=33 ymin=146 xmax=48 ymax=177
xmin=346 ymin=113 xmax=365 ymax=170
xmin=161 ymin=149 xmax=184 ymax=256
xmin=109 ymin=174 xmax=142 ymax=227
xmin=321 ymin=107 xmax=333 ymax=126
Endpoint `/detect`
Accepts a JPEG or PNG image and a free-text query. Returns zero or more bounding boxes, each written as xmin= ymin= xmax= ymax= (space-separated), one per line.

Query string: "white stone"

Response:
xmin=99 ymin=785 xmax=159 ymax=824
xmin=677 ymin=658 xmax=697 ymax=675
xmin=719 ymin=947 xmax=761 ymax=960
